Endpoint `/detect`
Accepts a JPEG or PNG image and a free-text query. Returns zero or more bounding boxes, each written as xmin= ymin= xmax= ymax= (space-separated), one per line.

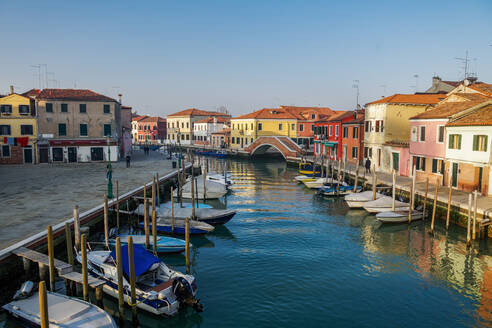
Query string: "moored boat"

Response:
xmin=135 ymin=204 xmax=235 ymax=226
xmin=175 ymin=178 xmax=227 ymax=200
xmin=109 ymin=234 xmax=187 ymax=253
xmin=376 ymin=210 xmax=423 ymax=223
xmin=140 ymin=217 xmax=215 ymax=235
xmin=362 ymin=196 xmax=409 ymax=213
xmin=344 ymin=190 xmax=384 ymax=208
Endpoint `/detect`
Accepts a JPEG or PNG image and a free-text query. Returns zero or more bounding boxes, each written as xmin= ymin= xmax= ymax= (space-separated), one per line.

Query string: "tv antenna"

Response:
xmin=352 ymin=80 xmax=360 ymax=109
xmin=455 ymin=50 xmax=476 ymax=80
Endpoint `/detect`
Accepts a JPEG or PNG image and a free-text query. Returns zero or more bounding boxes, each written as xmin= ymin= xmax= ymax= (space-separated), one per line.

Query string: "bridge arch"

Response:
xmin=250 ymin=143 xmax=286 ymax=159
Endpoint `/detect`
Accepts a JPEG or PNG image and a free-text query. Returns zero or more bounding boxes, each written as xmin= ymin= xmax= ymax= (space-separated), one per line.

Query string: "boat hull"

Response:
xmin=141 ymin=223 xmax=211 ymax=235
xmin=376 ymin=211 xmax=423 ymax=223
xmin=364 ymin=206 xmax=410 ymax=213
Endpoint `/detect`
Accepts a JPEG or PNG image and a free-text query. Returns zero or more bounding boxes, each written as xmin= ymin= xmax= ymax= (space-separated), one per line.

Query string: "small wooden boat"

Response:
xmin=140 ymin=218 xmax=215 ymax=235
xmin=294 ymin=175 xmax=316 ymax=183
xmin=362 ymin=196 xmax=409 ymax=213
xmin=109 ymin=234 xmax=187 ymax=253
xmin=303 ymin=177 xmax=340 ymax=189
xmin=298 ymin=163 xmax=322 ymax=177
xmin=161 ymin=201 xmax=213 ymax=209
xmin=77 ymin=245 xmax=203 ymax=316
xmin=175 ymin=178 xmax=227 ymax=200
xmin=3 ymin=282 xmax=116 ymax=327
xmin=135 ymin=204 xmax=235 ymax=226
xmin=344 ymin=190 xmax=384 ymax=208
xmin=376 ymin=210 xmax=423 ymax=223
xmin=321 ymin=185 xmax=362 ymax=196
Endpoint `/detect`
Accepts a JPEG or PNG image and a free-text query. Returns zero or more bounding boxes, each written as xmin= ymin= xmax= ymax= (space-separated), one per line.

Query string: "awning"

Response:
xmin=324 ymin=142 xmax=338 ymax=147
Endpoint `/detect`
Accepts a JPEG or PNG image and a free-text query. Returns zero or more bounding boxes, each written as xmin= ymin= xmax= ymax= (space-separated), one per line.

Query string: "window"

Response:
xmin=1 ymin=145 xmax=10 ymax=157
xmin=437 ymin=126 xmax=445 ymax=143
xmin=80 ymin=124 xmax=88 ymax=136
xmin=364 ymin=147 xmax=368 ymax=158
xmin=420 ymin=126 xmax=426 ymax=142
xmin=258 ymin=123 xmax=262 ymax=131
xmin=90 ymin=147 xmax=104 ymax=161
xmin=415 ymin=156 xmax=426 ymax=171
xmin=432 ymin=158 xmax=438 ymax=173
xmin=329 ymin=126 xmax=332 ymax=136
xmin=0 ymin=105 xmax=12 ymax=114
xmin=80 ymin=104 xmax=87 ymax=113
xmin=52 ymin=148 xmax=63 ymax=161
xmin=181 ymin=122 xmax=184 ymax=128
xmin=375 ymin=120 xmax=380 ymax=132
xmin=187 ymin=122 xmax=189 ymax=128
xmin=291 ymin=124 xmax=295 ymax=130
xmin=352 ymin=146 xmax=358 ymax=159
xmin=19 ymin=105 xmax=30 ymax=115
xmin=448 ymin=134 xmax=462 ymax=149
xmin=103 ymin=104 xmax=110 ymax=114
xmin=0 ymin=125 xmax=11 ymax=135
xmin=311 ymin=114 xmax=315 ymax=119
xmin=473 ymin=135 xmax=488 ymax=152
xmin=20 ymin=125 xmax=33 ymax=135
xmin=231 ymin=137 xmax=235 ymax=144
xmin=380 ymin=120 xmax=384 ymax=132
xmin=411 ymin=126 xmax=418 ymax=142
xmin=335 ymin=125 xmax=339 ymax=136
xmin=46 ymin=103 xmax=53 ymax=113
xmin=343 ymin=127 xmax=348 ymax=138
xmin=251 ymin=123 xmax=253 ymax=130
xmin=251 ymin=138 xmax=254 ymax=143
xmin=299 ymin=124 xmax=304 ymax=132
xmin=365 ymin=121 xmax=371 ymax=132
xmin=311 ymin=125 xmax=315 ymax=132
xmin=186 ymin=134 xmax=189 ymax=140
xmin=58 ymin=123 xmax=67 ymax=136
xmin=392 ymin=152 xmax=399 ymax=171
xmin=104 ymin=124 xmax=111 ymax=137
xmin=61 ymin=104 xmax=68 ymax=112
xmin=279 ymin=124 xmax=282 ymax=131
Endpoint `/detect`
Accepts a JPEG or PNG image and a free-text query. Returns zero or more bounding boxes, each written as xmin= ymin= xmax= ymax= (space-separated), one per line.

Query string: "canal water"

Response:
xmin=2 ymin=157 xmax=491 ymax=327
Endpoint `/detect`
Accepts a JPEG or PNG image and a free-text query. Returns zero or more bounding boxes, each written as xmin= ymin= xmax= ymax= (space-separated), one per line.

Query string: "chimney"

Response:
xmin=9 ymin=85 xmax=14 ymax=94
xmin=118 ymin=93 xmax=122 ymax=104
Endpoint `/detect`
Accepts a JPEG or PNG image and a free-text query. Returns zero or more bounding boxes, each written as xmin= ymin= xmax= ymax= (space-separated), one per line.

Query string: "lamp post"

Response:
xmin=106 ymin=137 xmax=113 ymax=198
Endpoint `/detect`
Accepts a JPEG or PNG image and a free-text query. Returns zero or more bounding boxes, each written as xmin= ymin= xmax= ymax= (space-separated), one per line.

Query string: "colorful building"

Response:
xmin=341 ymin=110 xmax=365 ymax=166
xmin=211 ymin=128 xmax=231 ymax=148
xmin=0 ymin=87 xmax=37 ymax=164
xmin=131 ymin=114 xmax=148 ymax=144
xmin=193 ymin=116 xmax=230 ymax=145
xmin=135 ymin=116 xmax=166 ymax=144
xmin=364 ymin=93 xmax=445 ymax=176
xmin=314 ymin=111 xmax=354 ymax=160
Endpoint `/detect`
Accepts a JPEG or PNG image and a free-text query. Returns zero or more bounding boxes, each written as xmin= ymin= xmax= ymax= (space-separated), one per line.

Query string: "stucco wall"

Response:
xmin=409 ymin=119 xmax=447 ymax=158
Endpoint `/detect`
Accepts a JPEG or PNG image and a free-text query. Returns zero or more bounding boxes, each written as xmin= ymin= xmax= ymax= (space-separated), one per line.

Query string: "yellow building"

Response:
xmin=166 ymin=108 xmax=230 ymax=145
xmin=0 ymin=88 xmax=38 ymax=164
xmin=230 ymin=108 xmax=299 ymax=149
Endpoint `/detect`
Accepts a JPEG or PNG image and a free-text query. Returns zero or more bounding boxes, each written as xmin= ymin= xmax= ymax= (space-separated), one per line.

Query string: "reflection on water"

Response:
xmin=2 ymin=157 xmax=490 ymax=327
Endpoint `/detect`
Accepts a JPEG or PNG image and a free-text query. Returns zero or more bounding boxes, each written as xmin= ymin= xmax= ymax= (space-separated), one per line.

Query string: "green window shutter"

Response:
xmin=458 ymin=135 xmax=462 ymax=149
xmin=422 ymin=157 xmax=426 ymax=171
xmin=449 ymin=135 xmax=453 ymax=149
xmin=432 ymin=159 xmax=438 ymax=173
xmin=104 ymin=124 xmax=111 ymax=137
xmin=484 ymin=136 xmax=488 ymax=152
xmin=473 ymin=135 xmax=478 ymax=151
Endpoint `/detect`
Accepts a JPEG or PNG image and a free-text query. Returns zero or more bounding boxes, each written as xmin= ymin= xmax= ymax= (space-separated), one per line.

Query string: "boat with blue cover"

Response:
xmin=139 ymin=217 xmax=215 ymax=235
xmin=320 ymin=184 xmax=362 ymax=196
xmin=77 ymin=244 xmax=203 ymax=316
xmin=109 ymin=233 xmax=187 ymax=254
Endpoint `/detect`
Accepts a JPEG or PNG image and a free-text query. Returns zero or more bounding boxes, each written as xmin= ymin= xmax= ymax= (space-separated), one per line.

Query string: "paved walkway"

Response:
xmin=0 ymin=150 xmax=175 ymax=249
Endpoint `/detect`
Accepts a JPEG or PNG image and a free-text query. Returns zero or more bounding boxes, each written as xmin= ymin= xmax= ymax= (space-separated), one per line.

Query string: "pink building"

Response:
xmin=409 ymin=100 xmax=486 ymax=184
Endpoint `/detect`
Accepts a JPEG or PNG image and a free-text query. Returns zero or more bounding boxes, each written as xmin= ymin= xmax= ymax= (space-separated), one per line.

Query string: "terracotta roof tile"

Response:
xmin=22 ymin=89 xmax=40 ymax=98
xmin=366 ymin=93 xmax=445 ymax=106
xmin=234 ymin=108 xmax=300 ymax=120
xmin=326 ymin=111 xmax=354 ymax=122
xmin=37 ymin=89 xmax=117 ymax=102
xmin=140 ymin=116 xmax=166 ymax=123
xmin=132 ymin=115 xmax=149 ymax=122
xmin=468 ymin=82 xmax=492 ymax=96
xmin=212 ymin=128 xmax=231 ymax=134
xmin=168 ymin=108 xmax=230 ymax=117
xmin=195 ymin=117 xmax=230 ymax=124
xmin=447 ymin=104 xmax=492 ymax=126
xmin=410 ymin=100 xmax=487 ymax=120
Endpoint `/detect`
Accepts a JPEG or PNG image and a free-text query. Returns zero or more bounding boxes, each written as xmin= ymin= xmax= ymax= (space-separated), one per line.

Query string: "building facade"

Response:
xmin=314 ymin=111 xmax=354 ymax=160
xmin=131 ymin=115 xmax=148 ymax=144
xmin=135 ymin=116 xmax=166 ymax=144
xmin=0 ymin=89 xmax=37 ymax=164
xmin=36 ymin=89 xmax=120 ymax=163
xmin=211 ymin=128 xmax=230 ymax=148
xmin=193 ymin=116 xmax=230 ymax=145
xmin=341 ymin=111 xmax=365 ymax=166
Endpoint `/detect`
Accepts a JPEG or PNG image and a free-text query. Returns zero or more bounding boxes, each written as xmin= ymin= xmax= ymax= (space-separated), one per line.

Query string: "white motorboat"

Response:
xmin=76 ymin=245 xmax=203 ymax=316
xmin=362 ymin=196 xmax=409 ymax=213
xmin=135 ymin=204 xmax=236 ymax=225
xmin=175 ymin=178 xmax=227 ymax=200
xmin=303 ymin=178 xmax=343 ymax=189
xmin=188 ymin=173 xmax=232 ymax=188
xmin=294 ymin=175 xmax=316 ymax=183
xmin=3 ymin=281 xmax=116 ymax=327
xmin=376 ymin=210 xmax=423 ymax=223
xmin=344 ymin=190 xmax=384 ymax=208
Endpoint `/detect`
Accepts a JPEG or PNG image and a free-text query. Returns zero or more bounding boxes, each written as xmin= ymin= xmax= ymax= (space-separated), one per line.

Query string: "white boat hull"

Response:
xmin=376 ymin=211 xmax=423 ymax=223
xmin=364 ymin=205 xmax=410 ymax=213
xmin=344 ymin=191 xmax=384 ymax=208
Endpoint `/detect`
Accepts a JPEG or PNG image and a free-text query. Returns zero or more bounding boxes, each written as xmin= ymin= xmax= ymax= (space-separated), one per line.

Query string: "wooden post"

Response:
xmin=473 ymin=190 xmax=478 ymax=240
xmin=144 ymin=198 xmax=149 ymax=249
xmin=467 ymin=194 xmax=472 ymax=247
xmin=353 ymin=165 xmax=359 ymax=193
xmin=372 ymin=167 xmax=377 ymax=201
xmin=171 ymin=187 xmax=175 ymax=233
xmin=128 ymin=237 xmax=138 ymax=326
xmin=81 ymin=234 xmax=89 ymax=302
xmin=156 ymin=173 xmax=160 ymax=207
xmin=116 ymin=237 xmax=125 ymax=323
xmin=116 ymin=180 xmax=120 ymax=231
xmin=185 ymin=217 xmax=190 ymax=274
xmin=392 ymin=170 xmax=396 ymax=211
xmin=95 ymin=286 xmax=103 ymax=308
xmin=203 ymin=167 xmax=207 ymax=200
xmin=342 ymin=158 xmax=346 ymax=182
xmin=430 ymin=182 xmax=438 ymax=234
xmin=104 ymin=194 xmax=109 ymax=249
xmin=422 ymin=178 xmax=429 ymax=220
xmin=65 ymin=222 xmax=74 ymax=267
xmin=195 ymin=177 xmax=199 ymax=208
xmin=39 ymin=281 xmax=49 ymax=328
xmin=446 ymin=186 xmax=452 ymax=230
xmin=407 ymin=182 xmax=413 ymax=223
xmin=73 ymin=205 xmax=80 ymax=251
xmin=191 ymin=173 xmax=196 ymax=220
xmin=411 ymin=166 xmax=416 ymax=207
xmin=152 ymin=207 xmax=157 ymax=256
xmin=47 ymin=225 xmax=55 ymax=292
xmin=151 ymin=177 xmax=156 ymax=214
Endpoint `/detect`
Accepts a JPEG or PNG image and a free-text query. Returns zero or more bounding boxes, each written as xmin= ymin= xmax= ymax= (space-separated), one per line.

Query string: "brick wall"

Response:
xmin=0 ymin=145 xmax=23 ymax=164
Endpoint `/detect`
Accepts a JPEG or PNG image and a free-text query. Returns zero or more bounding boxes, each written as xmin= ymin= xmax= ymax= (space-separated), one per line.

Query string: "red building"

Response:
xmin=136 ymin=116 xmax=166 ymax=144
xmin=314 ymin=111 xmax=355 ymax=160
xmin=341 ymin=110 xmax=365 ymax=166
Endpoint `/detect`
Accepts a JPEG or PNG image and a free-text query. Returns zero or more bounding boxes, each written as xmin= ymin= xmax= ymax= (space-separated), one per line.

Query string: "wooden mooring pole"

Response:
xmin=473 ymin=190 xmax=478 ymax=240
xmin=185 ymin=217 xmax=190 ymax=274
xmin=171 ymin=187 xmax=175 ymax=233
xmin=116 ymin=180 xmax=120 ymax=232
xmin=430 ymin=181 xmax=438 ymax=235
xmin=353 ymin=165 xmax=359 ymax=193
xmin=81 ymin=234 xmax=89 ymax=302
xmin=128 ymin=237 xmax=138 ymax=327
xmin=152 ymin=206 xmax=157 ymax=256
xmin=372 ymin=166 xmax=377 ymax=201
xmin=423 ymin=178 xmax=429 ymax=220
xmin=104 ymin=194 xmax=109 ymax=249
xmin=407 ymin=182 xmax=414 ymax=224
xmin=73 ymin=205 xmax=80 ymax=251
xmin=446 ymin=186 xmax=452 ymax=230
xmin=47 ymin=225 xmax=55 ymax=292
xmin=467 ymin=194 xmax=472 ymax=247
xmin=39 ymin=281 xmax=49 ymax=328
xmin=203 ymin=167 xmax=207 ymax=200
xmin=156 ymin=173 xmax=160 ymax=208
xmin=65 ymin=222 xmax=74 ymax=267
xmin=144 ymin=198 xmax=149 ymax=249
xmin=116 ymin=237 xmax=125 ymax=325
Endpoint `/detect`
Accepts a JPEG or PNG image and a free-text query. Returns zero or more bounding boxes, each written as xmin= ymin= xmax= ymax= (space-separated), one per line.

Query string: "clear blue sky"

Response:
xmin=1 ymin=0 xmax=491 ymax=116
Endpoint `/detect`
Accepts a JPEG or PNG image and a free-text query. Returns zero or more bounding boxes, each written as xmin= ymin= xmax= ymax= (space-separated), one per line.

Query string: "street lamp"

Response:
xmin=106 ymin=137 xmax=113 ymax=198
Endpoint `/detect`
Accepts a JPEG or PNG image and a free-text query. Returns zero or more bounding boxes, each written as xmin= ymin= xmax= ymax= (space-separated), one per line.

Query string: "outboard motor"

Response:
xmin=173 ymin=277 xmax=204 ymax=312
xmin=13 ymin=281 xmax=34 ymax=300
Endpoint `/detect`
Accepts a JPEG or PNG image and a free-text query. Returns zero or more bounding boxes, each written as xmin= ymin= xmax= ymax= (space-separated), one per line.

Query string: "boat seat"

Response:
xmin=151 ymin=279 xmax=174 ymax=292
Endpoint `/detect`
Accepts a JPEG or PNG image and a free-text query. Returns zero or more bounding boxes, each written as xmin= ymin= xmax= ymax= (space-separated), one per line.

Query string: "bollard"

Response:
xmin=185 ymin=217 xmax=190 ymax=274
xmin=128 ymin=237 xmax=138 ymax=327
xmin=81 ymin=234 xmax=89 ymax=302
xmin=116 ymin=180 xmax=120 ymax=231
xmin=144 ymin=198 xmax=150 ymax=249
xmin=152 ymin=208 xmax=157 ymax=256
xmin=65 ymin=222 xmax=74 ymax=267
xmin=171 ymin=187 xmax=175 ymax=233
xmin=116 ymin=237 xmax=125 ymax=323
xmin=467 ymin=194 xmax=472 ymax=247
xmin=372 ymin=171 xmax=377 ymax=200
xmin=446 ymin=186 xmax=452 ymax=230
xmin=473 ymin=190 xmax=477 ymax=240
xmin=430 ymin=182 xmax=438 ymax=235
xmin=104 ymin=194 xmax=109 ymax=249
xmin=73 ymin=205 xmax=80 ymax=251
xmin=423 ymin=178 xmax=429 ymax=220
xmin=39 ymin=281 xmax=49 ymax=328
xmin=47 ymin=225 xmax=55 ymax=292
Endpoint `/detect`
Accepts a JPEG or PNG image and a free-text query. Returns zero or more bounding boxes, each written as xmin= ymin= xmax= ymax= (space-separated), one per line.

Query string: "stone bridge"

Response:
xmin=244 ymin=136 xmax=305 ymax=159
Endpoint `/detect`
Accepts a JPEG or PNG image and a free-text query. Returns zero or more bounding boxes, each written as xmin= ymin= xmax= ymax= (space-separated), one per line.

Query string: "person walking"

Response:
xmin=126 ymin=154 xmax=131 ymax=168
xmin=365 ymin=157 xmax=371 ymax=174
